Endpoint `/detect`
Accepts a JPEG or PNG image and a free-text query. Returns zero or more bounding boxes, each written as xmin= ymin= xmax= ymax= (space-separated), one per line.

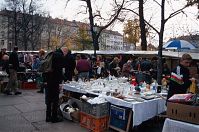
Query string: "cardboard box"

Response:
xmin=167 ymin=102 xmax=199 ymax=124
xmin=193 ymin=74 xmax=199 ymax=80
xmin=188 ymin=67 xmax=198 ymax=76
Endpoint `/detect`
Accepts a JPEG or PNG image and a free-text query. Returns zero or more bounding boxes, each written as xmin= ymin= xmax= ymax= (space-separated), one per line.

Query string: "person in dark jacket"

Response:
xmin=109 ymin=57 xmax=120 ymax=77
xmin=37 ymin=49 xmax=46 ymax=93
xmin=45 ymin=47 xmax=68 ymax=123
xmin=5 ymin=46 xmax=21 ymax=95
xmin=76 ymin=54 xmax=91 ymax=81
xmin=167 ymin=53 xmax=192 ymax=102
xmin=64 ymin=50 xmax=76 ymax=81
xmin=162 ymin=63 xmax=170 ymax=76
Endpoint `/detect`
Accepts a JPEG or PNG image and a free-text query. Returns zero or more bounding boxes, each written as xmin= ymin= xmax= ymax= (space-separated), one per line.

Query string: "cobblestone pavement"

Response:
xmin=0 ymin=89 xmax=164 ymax=132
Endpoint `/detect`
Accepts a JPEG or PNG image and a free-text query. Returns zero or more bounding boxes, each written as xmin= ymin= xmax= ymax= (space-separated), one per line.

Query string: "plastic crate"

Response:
xmin=21 ymin=82 xmax=37 ymax=89
xmin=81 ymin=101 xmax=109 ymax=118
xmin=80 ymin=112 xmax=109 ymax=132
xmin=109 ymin=105 xmax=131 ymax=131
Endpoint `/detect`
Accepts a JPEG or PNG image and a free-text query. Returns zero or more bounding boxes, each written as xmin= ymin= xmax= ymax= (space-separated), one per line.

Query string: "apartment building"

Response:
xmin=0 ymin=9 xmax=124 ymax=51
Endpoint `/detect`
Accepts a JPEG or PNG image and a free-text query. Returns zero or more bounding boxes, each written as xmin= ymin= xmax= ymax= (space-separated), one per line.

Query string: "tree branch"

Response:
xmin=122 ymin=8 xmax=159 ymax=34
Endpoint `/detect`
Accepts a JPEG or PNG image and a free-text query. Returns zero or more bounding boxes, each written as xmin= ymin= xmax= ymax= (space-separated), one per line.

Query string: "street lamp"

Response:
xmin=93 ymin=24 xmax=99 ymax=58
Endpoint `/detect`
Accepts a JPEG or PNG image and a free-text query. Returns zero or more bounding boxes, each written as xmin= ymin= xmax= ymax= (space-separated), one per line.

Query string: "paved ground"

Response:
xmin=0 ymin=89 xmax=164 ymax=132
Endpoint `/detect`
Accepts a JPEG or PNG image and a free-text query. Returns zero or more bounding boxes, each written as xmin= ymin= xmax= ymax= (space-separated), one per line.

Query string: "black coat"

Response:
xmin=167 ymin=64 xmax=191 ymax=100
xmin=9 ymin=51 xmax=19 ymax=71
xmin=45 ymin=49 xmax=65 ymax=102
xmin=64 ymin=53 xmax=76 ymax=81
xmin=51 ymin=48 xmax=65 ymax=84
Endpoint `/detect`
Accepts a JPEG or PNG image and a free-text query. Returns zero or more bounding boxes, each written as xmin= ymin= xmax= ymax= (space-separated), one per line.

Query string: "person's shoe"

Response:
xmin=15 ymin=91 xmax=22 ymax=95
xmin=37 ymin=90 xmax=44 ymax=93
xmin=46 ymin=117 xmax=51 ymax=122
xmin=51 ymin=117 xmax=63 ymax=123
xmin=3 ymin=90 xmax=11 ymax=95
xmin=6 ymin=92 xmax=13 ymax=95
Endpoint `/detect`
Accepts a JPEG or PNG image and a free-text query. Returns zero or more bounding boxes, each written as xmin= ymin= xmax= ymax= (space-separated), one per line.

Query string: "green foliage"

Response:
xmin=123 ymin=19 xmax=140 ymax=46
xmin=76 ymin=24 xmax=93 ymax=50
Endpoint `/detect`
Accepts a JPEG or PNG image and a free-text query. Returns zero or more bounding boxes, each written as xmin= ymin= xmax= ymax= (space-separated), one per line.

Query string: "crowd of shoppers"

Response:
xmin=0 ymin=46 xmax=198 ymax=124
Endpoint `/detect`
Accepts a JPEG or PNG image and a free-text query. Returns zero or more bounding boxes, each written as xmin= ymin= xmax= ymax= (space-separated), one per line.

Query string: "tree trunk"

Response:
xmin=86 ymin=0 xmax=97 ymax=56
xmin=139 ymin=0 xmax=147 ymax=50
xmin=157 ymin=0 xmax=166 ymax=85
xmin=14 ymin=10 xmax=18 ymax=46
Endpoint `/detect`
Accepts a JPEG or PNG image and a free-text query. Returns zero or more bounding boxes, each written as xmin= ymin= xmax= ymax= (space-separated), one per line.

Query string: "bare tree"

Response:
xmin=139 ymin=0 xmax=147 ymax=50
xmin=3 ymin=0 xmax=46 ymax=50
xmin=4 ymin=0 xmax=20 ymax=48
xmin=66 ymin=0 xmax=125 ymax=57
xmin=122 ymin=0 xmax=195 ymax=84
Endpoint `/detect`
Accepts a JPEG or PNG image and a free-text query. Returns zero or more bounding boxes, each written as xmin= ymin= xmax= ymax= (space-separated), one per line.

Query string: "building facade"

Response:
xmin=0 ymin=9 xmax=125 ymax=51
xmin=0 ymin=10 xmax=9 ymax=50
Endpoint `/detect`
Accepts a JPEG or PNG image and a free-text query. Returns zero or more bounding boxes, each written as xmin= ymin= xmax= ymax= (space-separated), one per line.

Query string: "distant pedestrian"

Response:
xmin=37 ymin=49 xmax=46 ymax=93
xmin=4 ymin=46 xmax=21 ymax=95
xmin=64 ymin=50 xmax=76 ymax=81
xmin=109 ymin=57 xmax=120 ymax=77
xmin=162 ymin=63 xmax=170 ymax=76
xmin=76 ymin=54 xmax=91 ymax=81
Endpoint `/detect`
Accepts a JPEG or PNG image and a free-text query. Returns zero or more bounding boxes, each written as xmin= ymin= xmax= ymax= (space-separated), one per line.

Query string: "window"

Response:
xmin=1 ymin=40 xmax=4 ymax=45
xmin=1 ymin=31 xmax=5 ymax=38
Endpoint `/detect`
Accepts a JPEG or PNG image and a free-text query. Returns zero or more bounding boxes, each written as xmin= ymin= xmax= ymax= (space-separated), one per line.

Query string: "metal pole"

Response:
xmin=94 ymin=31 xmax=97 ymax=58
xmin=94 ymin=38 xmax=96 ymax=57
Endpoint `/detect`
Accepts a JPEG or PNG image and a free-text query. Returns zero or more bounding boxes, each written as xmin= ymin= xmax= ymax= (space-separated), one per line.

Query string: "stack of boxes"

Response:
xmin=80 ymin=101 xmax=109 ymax=132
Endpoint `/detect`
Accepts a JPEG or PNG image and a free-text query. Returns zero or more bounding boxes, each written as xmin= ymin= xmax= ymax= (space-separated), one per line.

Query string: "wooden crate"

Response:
xmin=80 ymin=112 xmax=109 ymax=132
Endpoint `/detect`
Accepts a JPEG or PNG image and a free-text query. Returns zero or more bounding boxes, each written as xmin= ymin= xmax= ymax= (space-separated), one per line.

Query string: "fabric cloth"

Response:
xmin=162 ymin=118 xmax=199 ymax=132
xmin=98 ymin=96 xmax=166 ymax=127
xmin=63 ymin=84 xmax=166 ymax=126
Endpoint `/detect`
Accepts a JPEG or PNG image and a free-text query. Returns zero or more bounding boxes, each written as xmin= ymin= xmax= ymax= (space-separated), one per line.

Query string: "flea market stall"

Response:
xmin=61 ymin=77 xmax=167 ymax=131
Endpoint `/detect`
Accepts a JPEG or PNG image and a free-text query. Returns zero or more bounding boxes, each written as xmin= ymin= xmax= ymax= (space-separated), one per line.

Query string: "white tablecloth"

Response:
xmin=162 ymin=118 xmax=199 ymax=132
xmin=105 ymin=96 xmax=166 ymax=126
xmin=63 ymin=84 xmax=87 ymax=94
xmin=63 ymin=84 xmax=166 ymax=126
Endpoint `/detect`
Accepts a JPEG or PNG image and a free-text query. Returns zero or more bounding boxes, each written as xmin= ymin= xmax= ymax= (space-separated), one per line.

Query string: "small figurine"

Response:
xmin=134 ymin=86 xmax=141 ymax=94
xmin=188 ymin=78 xmax=197 ymax=94
xmin=131 ymin=76 xmax=137 ymax=86
xmin=162 ymin=78 xmax=167 ymax=89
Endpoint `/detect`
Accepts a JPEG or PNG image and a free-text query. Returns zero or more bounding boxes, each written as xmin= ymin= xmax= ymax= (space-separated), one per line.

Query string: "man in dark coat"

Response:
xmin=5 ymin=46 xmax=21 ymax=95
xmin=167 ymin=53 xmax=192 ymax=102
xmin=64 ymin=50 xmax=76 ymax=81
xmin=45 ymin=47 xmax=68 ymax=123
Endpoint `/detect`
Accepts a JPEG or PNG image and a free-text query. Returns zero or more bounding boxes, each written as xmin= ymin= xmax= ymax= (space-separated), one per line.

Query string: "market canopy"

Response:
xmin=72 ymin=50 xmax=199 ymax=60
xmin=163 ymin=40 xmax=196 ymax=50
